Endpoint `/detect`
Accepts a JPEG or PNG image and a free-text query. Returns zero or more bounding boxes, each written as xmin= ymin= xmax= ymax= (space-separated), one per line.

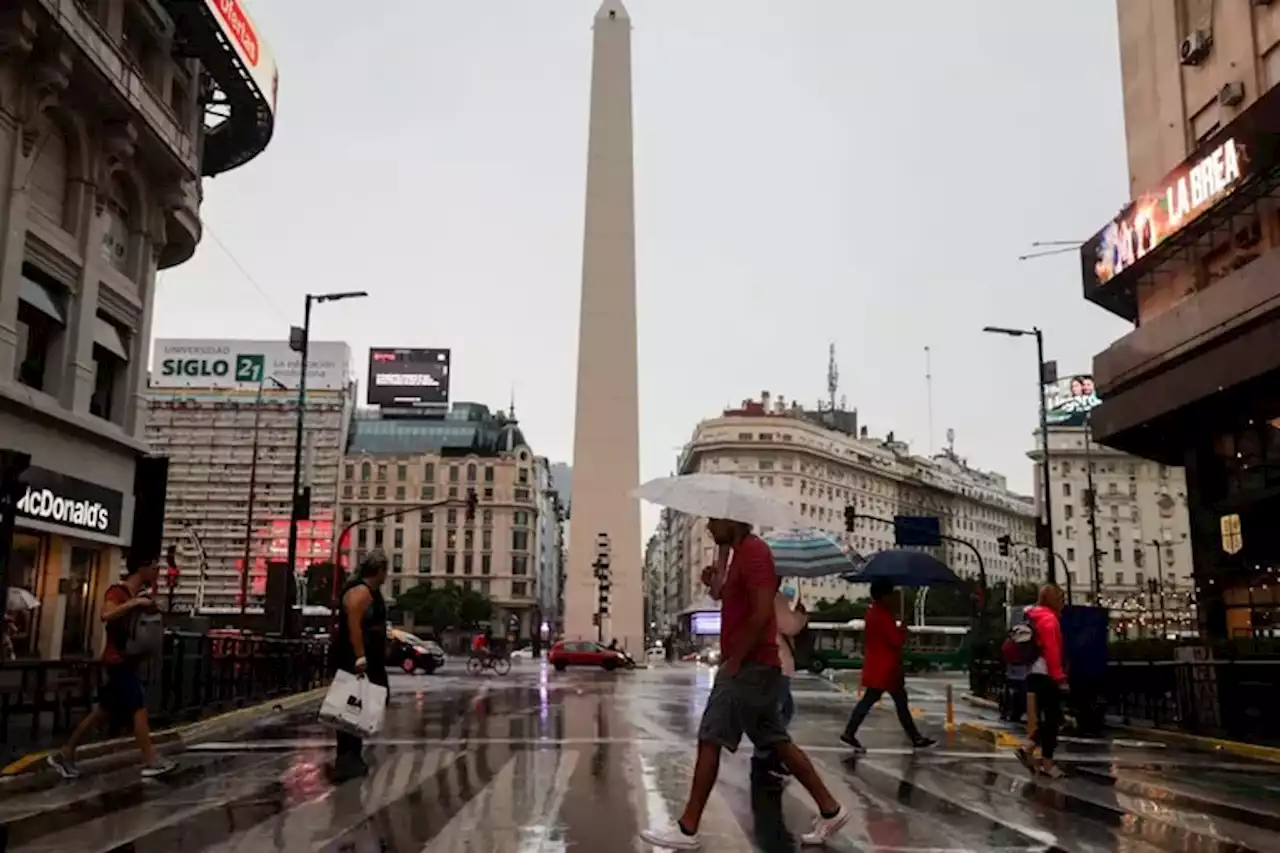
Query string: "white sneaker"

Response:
xmin=639 ymin=822 xmax=701 ymax=849
xmin=800 ymin=805 xmax=850 ymax=845
xmin=140 ymin=758 xmax=177 ymax=778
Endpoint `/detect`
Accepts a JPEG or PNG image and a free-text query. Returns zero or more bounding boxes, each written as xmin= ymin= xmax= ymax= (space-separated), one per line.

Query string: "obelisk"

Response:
xmin=564 ymin=0 xmax=643 ymax=654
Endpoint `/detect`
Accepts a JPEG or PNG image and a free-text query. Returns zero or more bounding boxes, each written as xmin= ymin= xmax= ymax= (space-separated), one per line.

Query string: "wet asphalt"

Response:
xmin=1 ymin=663 xmax=1279 ymax=852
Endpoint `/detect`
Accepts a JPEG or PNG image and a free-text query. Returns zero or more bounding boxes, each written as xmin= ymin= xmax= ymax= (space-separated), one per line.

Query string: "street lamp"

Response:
xmin=983 ymin=325 xmax=1056 ymax=583
xmin=240 ymin=375 xmax=288 ymax=615
xmin=285 ymin=291 xmax=368 ymax=635
xmin=1148 ymin=539 xmax=1169 ymax=636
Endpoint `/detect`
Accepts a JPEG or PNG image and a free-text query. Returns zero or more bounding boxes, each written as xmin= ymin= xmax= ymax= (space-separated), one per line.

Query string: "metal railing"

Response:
xmin=0 ymin=632 xmax=328 ymax=766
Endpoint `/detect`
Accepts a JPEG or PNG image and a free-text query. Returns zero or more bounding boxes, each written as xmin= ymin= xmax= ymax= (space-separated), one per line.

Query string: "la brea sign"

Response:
xmin=1166 ymin=138 xmax=1241 ymax=228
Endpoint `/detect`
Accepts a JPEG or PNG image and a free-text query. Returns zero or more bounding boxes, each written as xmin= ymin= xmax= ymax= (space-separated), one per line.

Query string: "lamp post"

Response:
xmin=285 ymin=291 xmax=367 ymax=635
xmin=983 ymin=325 xmax=1056 ymax=583
xmin=240 ymin=375 xmax=287 ymax=615
xmin=1149 ymin=539 xmax=1169 ymax=636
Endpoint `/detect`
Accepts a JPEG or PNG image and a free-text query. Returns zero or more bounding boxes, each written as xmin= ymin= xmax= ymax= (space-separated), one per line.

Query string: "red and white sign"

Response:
xmin=204 ymin=0 xmax=279 ymax=115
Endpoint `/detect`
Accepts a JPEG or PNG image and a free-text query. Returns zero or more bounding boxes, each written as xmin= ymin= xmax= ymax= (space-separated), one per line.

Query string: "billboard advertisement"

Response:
xmin=691 ymin=612 xmax=722 ymax=636
xmin=1045 ymin=374 xmax=1101 ymax=427
xmin=151 ymin=340 xmax=351 ymax=391
xmin=368 ymin=348 xmax=451 ymax=408
xmin=204 ymin=0 xmax=280 ymax=116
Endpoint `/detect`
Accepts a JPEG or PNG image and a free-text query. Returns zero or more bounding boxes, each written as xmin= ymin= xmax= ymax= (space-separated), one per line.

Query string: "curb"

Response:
xmin=960 ymin=692 xmax=1280 ymax=764
xmin=0 ymin=686 xmax=325 ymax=787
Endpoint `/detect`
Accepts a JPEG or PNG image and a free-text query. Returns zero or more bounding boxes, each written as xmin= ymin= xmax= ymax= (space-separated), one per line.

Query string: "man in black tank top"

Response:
xmin=332 ymin=552 xmax=389 ymax=780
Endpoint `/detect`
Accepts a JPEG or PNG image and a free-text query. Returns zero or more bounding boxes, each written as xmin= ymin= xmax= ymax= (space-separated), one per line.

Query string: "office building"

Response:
xmin=339 ymin=404 xmax=541 ymax=638
xmin=0 ymin=1 xmax=277 ymax=657
xmin=145 ymin=340 xmax=354 ymax=610
xmin=564 ymin=0 xmax=644 ymax=653
xmin=534 ymin=457 xmax=567 ymax=637
xmin=659 ymin=393 xmax=1042 ymax=630
xmin=1083 ymin=1 xmax=1280 ymax=637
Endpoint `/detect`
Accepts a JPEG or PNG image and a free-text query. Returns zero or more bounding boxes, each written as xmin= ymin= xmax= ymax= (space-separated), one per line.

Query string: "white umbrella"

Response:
xmin=633 ymin=473 xmax=800 ymax=529
xmin=6 ymin=587 xmax=40 ymax=612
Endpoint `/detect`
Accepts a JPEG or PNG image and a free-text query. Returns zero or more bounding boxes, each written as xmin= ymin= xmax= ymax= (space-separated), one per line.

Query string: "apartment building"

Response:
xmin=1030 ymin=423 xmax=1194 ymax=632
xmin=339 ymin=404 xmax=542 ymax=639
xmin=0 ymin=1 xmax=276 ymax=657
xmin=533 ymin=456 xmax=567 ymax=636
xmin=660 ymin=393 xmax=1042 ymax=628
xmin=145 ymin=340 xmax=354 ymax=610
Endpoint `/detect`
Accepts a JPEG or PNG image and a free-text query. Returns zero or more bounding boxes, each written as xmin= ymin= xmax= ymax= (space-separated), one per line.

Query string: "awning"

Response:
xmin=19 ymin=276 xmax=65 ymax=324
xmin=94 ymin=317 xmax=130 ymax=361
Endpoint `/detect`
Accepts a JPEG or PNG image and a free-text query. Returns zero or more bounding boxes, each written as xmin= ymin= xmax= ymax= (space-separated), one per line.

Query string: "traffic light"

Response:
xmin=997 ymin=535 xmax=1012 ymax=557
xmin=843 ymin=505 xmax=856 ymax=532
xmin=465 ymin=488 xmax=478 ymax=521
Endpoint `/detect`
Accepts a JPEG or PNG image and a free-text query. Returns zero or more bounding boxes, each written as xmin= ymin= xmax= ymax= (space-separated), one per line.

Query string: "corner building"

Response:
xmin=0 ymin=1 xmax=276 ymax=657
xmin=1085 ymin=1 xmax=1280 ymax=639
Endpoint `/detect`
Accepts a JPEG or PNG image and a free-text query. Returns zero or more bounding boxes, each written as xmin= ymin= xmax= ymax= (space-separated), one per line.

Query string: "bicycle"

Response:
xmin=466 ymin=650 xmax=512 ymax=676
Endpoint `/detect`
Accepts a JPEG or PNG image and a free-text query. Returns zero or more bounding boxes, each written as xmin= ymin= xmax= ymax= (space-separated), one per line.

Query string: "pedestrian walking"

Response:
xmin=751 ymin=583 xmax=808 ymax=784
xmin=330 ymin=552 xmax=389 ymax=781
xmin=639 ymin=519 xmax=849 ymax=849
xmin=1015 ymin=584 xmax=1068 ymax=779
xmin=840 ymin=579 xmax=936 ymax=752
xmin=48 ymin=561 xmax=176 ymax=779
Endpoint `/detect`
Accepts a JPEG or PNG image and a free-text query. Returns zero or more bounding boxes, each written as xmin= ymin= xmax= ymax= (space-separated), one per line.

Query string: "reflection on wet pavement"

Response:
xmin=2 ymin=666 xmax=1279 ymax=851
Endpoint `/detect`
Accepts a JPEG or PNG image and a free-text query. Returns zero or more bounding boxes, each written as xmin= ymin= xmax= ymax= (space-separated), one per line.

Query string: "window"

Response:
xmin=482 ymin=509 xmax=493 ymax=526
xmin=424 ymin=463 xmax=435 ymax=482
xmin=483 ymin=487 xmax=494 ymax=500
xmin=448 ymin=486 xmax=458 ymax=499
xmin=464 ymin=529 xmax=474 ymax=550
xmin=1114 ymin=571 xmax=1125 ymax=585
xmin=1064 ymin=505 xmax=1074 ymax=520
xmin=512 ymin=530 xmax=529 ymax=551
xmin=484 ymin=466 xmax=495 ymax=483
xmin=446 ymin=529 xmax=457 ymax=549
xmin=393 ymin=529 xmax=403 ymax=549
xmin=463 ymin=554 xmax=473 ymax=575
xmin=467 ymin=463 xmax=477 ymax=482
xmin=392 ymin=554 xmax=403 ymax=572
xmin=512 ymin=555 xmax=528 ymax=575
xmin=395 ymin=486 xmax=405 ymax=501
xmin=514 ymin=488 xmax=530 ymax=502
xmin=374 ymin=528 xmax=384 ymax=547
xmin=447 ymin=508 xmax=457 ymax=525
xmin=519 ymin=468 xmax=529 ymax=485
xmin=361 ymin=462 xmax=371 ymax=481
xmin=482 ymin=529 xmax=492 ymax=550
xmin=481 ymin=555 xmax=491 ymax=575
xmin=397 ymin=464 xmax=407 ymax=481
xmin=1061 ymin=483 xmax=1071 ymax=497
xmin=1112 ymin=547 xmax=1122 ymax=563
xmin=391 ymin=580 xmax=401 ymax=597
xmin=345 ymin=464 xmax=354 ymax=482
xmin=1135 ymin=572 xmax=1144 ymax=588
xmin=514 ymin=511 xmax=529 ymax=526
xmin=14 ymin=269 xmax=67 ymax=392
xmin=1134 ymin=548 xmax=1145 ymax=568
xmin=480 ymin=580 xmax=491 ymax=596
xmin=418 ymin=553 xmax=431 ymax=571
xmin=377 ymin=464 xmax=387 ymax=481
xmin=512 ymin=581 xmax=527 ymax=597
xmin=357 ymin=528 xmax=367 ymax=548
xmin=342 ymin=508 xmax=352 ymax=523
xmin=375 ymin=485 xmax=386 ymax=499
xmin=1066 ymin=547 xmax=1075 ymax=561
xmin=449 ymin=466 xmax=460 ymax=483
xmin=343 ymin=485 xmax=353 ymax=499
xmin=446 ymin=554 xmax=456 ymax=574
xmin=420 ymin=528 xmax=433 ymax=549
xmin=358 ymin=485 xmax=369 ymax=499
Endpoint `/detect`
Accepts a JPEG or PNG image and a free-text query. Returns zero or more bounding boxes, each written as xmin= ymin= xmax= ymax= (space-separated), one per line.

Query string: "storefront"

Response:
xmin=1082 ymin=83 xmax=1280 ymax=642
xmin=2 ymin=419 xmax=135 ymax=660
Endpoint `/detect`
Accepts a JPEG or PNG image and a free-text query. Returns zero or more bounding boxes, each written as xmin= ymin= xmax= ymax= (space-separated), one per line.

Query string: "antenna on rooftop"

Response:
xmin=827 ymin=343 xmax=839 ymax=413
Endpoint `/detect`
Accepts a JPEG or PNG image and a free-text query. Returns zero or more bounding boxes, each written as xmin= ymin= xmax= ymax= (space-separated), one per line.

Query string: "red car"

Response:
xmin=549 ymin=640 xmax=629 ymax=672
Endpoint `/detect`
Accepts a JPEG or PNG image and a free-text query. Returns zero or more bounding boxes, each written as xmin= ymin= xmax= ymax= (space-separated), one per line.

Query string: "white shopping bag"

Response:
xmin=318 ymin=670 xmax=388 ymax=738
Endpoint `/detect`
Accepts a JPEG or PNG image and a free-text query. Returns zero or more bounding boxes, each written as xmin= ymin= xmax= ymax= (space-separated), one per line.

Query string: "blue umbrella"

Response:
xmin=763 ymin=528 xmax=865 ymax=578
xmin=842 ymin=549 xmax=959 ymax=588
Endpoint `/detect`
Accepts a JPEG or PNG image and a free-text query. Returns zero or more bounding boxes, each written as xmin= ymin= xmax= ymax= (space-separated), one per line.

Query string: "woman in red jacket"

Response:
xmin=840 ymin=580 xmax=936 ymax=752
xmin=1016 ymin=585 xmax=1068 ymax=779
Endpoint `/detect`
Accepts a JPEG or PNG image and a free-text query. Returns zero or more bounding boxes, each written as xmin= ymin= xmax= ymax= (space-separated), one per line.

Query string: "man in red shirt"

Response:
xmin=48 ymin=561 xmax=176 ymax=779
xmin=641 ymin=519 xmax=849 ymax=849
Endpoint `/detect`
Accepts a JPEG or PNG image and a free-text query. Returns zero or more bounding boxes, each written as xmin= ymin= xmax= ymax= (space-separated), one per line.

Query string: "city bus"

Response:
xmin=801 ymin=620 xmax=971 ymax=674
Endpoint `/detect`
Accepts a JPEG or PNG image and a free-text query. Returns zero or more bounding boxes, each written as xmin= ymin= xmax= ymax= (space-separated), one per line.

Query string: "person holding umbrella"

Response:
xmin=840 ymin=579 xmax=936 ymax=753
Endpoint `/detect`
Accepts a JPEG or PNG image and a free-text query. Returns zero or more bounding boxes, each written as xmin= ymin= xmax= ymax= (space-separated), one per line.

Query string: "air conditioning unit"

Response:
xmin=1219 ymin=81 xmax=1246 ymax=107
xmin=1180 ymin=29 xmax=1213 ymax=65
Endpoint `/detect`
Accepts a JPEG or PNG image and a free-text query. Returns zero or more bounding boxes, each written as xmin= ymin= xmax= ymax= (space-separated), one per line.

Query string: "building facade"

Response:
xmin=0 ymin=1 xmax=276 ymax=657
xmin=659 ymin=394 xmax=1043 ymax=628
xmin=339 ymin=404 xmax=541 ymax=639
xmin=533 ymin=456 xmax=567 ymax=637
xmin=145 ymin=340 xmax=354 ymax=610
xmin=643 ymin=530 xmax=666 ymax=639
xmin=1030 ymin=424 xmax=1195 ymax=634
xmin=1083 ymin=0 xmax=1280 ymax=638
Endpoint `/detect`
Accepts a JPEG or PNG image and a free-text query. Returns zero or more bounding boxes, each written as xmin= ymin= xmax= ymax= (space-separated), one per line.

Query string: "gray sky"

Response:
xmin=155 ymin=1 xmax=1133 ymax=533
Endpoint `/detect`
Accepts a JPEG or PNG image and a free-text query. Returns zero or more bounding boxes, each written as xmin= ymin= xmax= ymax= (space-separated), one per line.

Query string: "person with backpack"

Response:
xmin=751 ymin=583 xmax=808 ymax=784
xmin=1014 ymin=584 xmax=1068 ymax=779
xmin=48 ymin=560 xmax=175 ymax=779
xmin=999 ymin=615 xmax=1030 ymax=724
xmin=840 ymin=579 xmax=936 ymax=752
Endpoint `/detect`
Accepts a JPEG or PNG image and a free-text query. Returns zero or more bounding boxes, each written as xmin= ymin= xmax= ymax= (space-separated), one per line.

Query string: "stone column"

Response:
xmin=0 ymin=8 xmax=39 ymax=382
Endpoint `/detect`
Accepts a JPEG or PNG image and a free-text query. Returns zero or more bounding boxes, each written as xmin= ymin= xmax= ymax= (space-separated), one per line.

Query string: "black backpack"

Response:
xmin=1006 ymin=620 xmax=1040 ymax=667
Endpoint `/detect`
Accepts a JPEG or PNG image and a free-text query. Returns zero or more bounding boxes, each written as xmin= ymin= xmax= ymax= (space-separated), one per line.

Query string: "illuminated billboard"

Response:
xmin=1045 ymin=374 xmax=1101 ymax=427
xmin=367 ymin=348 xmax=451 ymax=409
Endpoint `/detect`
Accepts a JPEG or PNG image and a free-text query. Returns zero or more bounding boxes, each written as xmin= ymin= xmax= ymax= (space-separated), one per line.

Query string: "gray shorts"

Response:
xmin=697 ymin=662 xmax=792 ymax=753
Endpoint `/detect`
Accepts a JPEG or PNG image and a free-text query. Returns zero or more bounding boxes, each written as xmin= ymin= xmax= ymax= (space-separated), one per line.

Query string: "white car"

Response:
xmin=509 ymin=647 xmax=533 ymax=661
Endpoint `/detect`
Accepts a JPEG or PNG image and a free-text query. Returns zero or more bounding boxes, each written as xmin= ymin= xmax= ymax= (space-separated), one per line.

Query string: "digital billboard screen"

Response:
xmin=368 ymin=348 xmax=451 ymax=408
xmin=691 ymin=612 xmax=721 ymax=636
xmin=1044 ymin=374 xmax=1102 ymax=427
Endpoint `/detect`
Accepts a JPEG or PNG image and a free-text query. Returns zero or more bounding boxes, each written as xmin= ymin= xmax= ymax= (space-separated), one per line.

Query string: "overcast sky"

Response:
xmin=154 ymin=0 xmax=1133 ymax=535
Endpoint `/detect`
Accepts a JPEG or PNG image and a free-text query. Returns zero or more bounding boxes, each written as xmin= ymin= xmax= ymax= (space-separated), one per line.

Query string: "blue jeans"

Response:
xmin=752 ymin=676 xmax=794 ymax=769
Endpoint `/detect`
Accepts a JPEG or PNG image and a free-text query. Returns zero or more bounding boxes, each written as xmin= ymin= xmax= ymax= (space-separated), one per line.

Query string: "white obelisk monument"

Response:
xmin=564 ymin=0 xmax=643 ymax=654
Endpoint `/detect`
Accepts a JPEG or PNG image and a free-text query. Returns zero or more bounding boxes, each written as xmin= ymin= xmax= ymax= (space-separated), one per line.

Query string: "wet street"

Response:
xmin=2 ymin=664 xmax=1280 ymax=852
